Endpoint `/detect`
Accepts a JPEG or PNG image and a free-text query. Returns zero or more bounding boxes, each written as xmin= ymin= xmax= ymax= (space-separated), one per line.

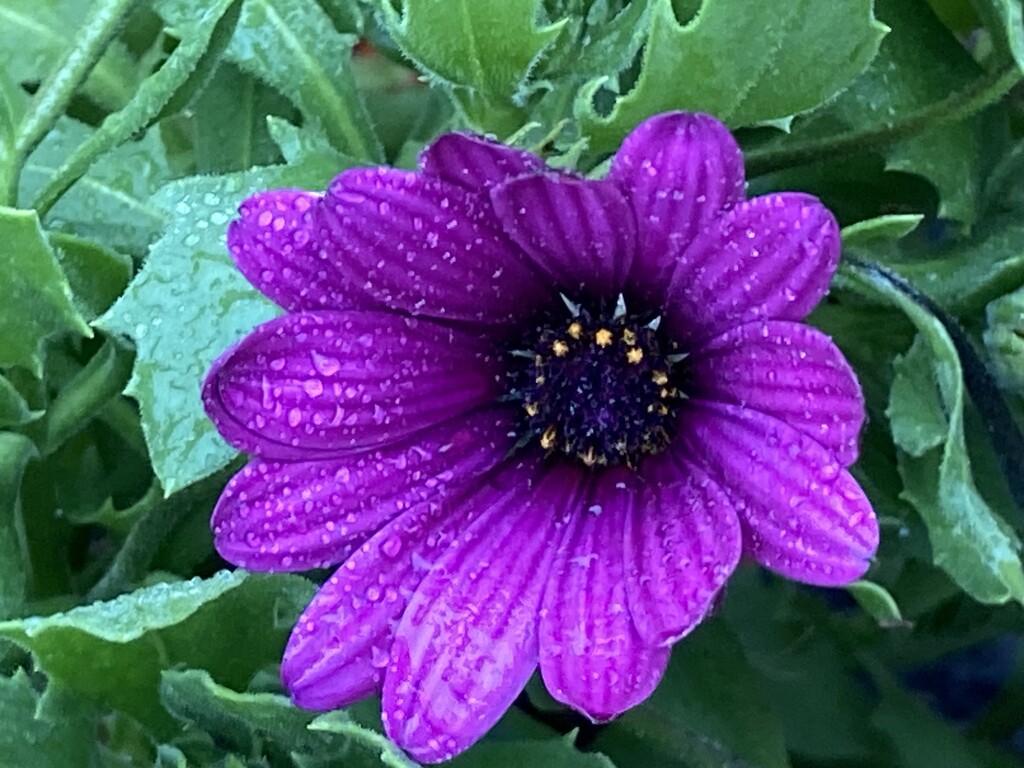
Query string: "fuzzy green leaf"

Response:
xmin=0 ymin=206 xmax=91 ymax=375
xmin=578 ymin=0 xmax=886 ymax=151
xmin=380 ymin=0 xmax=566 ymax=103
xmin=0 ymin=673 xmax=98 ymax=768
xmin=0 ymin=571 xmax=315 ymax=734
xmin=219 ymin=0 xmax=382 ymax=161
xmin=160 ymin=669 xmax=330 ymax=758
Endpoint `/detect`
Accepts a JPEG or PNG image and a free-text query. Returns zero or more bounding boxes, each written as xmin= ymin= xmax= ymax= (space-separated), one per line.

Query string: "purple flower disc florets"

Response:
xmin=202 ymin=112 xmax=879 ymax=763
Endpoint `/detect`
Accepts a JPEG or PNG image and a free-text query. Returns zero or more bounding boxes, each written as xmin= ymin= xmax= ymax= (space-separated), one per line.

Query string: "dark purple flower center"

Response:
xmin=508 ymin=298 xmax=683 ymax=468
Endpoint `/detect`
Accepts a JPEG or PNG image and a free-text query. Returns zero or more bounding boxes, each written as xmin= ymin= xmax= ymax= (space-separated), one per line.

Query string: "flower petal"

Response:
xmin=608 ymin=112 xmax=745 ymax=304
xmin=318 ymin=168 xmax=548 ymax=327
xmin=202 ymin=311 xmax=503 ymax=460
xmin=678 ymin=401 xmax=879 ymax=585
xmin=490 ymin=175 xmax=637 ymax=298
xmin=663 ymin=193 xmax=841 ymax=345
xmin=623 ymin=465 xmax=741 ymax=647
xmin=420 ymin=133 xmax=546 ymax=190
xmin=688 ymin=321 xmax=865 ymax=466
xmin=280 ymin=467 xmax=512 ymax=710
xmin=383 ymin=463 xmax=583 ymax=763
xmin=228 ymin=190 xmax=372 ymax=312
xmin=539 ymin=470 xmax=670 ymax=721
xmin=211 ymin=410 xmax=515 ymax=571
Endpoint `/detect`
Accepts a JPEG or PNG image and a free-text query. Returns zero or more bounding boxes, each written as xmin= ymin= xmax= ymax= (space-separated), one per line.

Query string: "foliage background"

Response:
xmin=1 ymin=0 xmax=1024 ymax=765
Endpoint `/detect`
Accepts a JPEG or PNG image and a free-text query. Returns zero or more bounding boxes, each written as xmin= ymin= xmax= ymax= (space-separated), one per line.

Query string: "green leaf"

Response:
xmin=841 ymin=214 xmax=924 ymax=247
xmin=0 ymin=0 xmax=137 ymax=111
xmin=450 ymin=738 xmax=617 ymax=768
xmin=0 ymin=67 xmax=25 ymax=199
xmin=161 ymin=0 xmax=383 ymax=161
xmin=0 ymin=432 xmax=36 ymax=619
xmin=310 ymin=711 xmax=422 ymax=768
xmin=30 ymin=0 xmax=243 ymax=219
xmin=0 ymin=206 xmax=91 ymax=375
xmin=888 ymin=336 xmax=950 ymax=456
xmin=577 ymin=0 xmax=887 ymax=151
xmin=0 ymin=673 xmax=98 ymax=768
xmin=595 ymin=619 xmax=788 ymax=768
xmin=379 ymin=0 xmax=566 ymax=106
xmin=160 ymin=669 xmax=331 ymax=758
xmin=763 ymin=0 xmax=1001 ymax=225
xmin=193 ymin=62 xmax=291 ymax=173
xmin=95 ymin=151 xmax=348 ymax=493
xmin=0 ymin=570 xmax=315 ymax=734
xmin=0 ymin=376 xmax=39 ymax=429
xmin=970 ymin=0 xmax=1024 ymax=71
xmin=984 ymin=284 xmax=1024 ymax=394
xmin=840 ymin=261 xmax=1024 ymax=605
xmin=20 ymin=118 xmax=171 ymax=255
xmin=48 ymin=232 xmax=131 ymax=320
xmin=846 ymin=579 xmax=906 ymax=626
xmin=536 ymin=0 xmax=651 ymax=82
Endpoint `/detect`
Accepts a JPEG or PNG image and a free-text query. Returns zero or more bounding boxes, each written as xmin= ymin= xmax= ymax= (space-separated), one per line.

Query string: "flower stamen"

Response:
xmin=508 ymin=302 xmax=683 ymax=468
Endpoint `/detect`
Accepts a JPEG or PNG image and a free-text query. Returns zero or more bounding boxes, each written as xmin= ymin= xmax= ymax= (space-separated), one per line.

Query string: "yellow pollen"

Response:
xmin=567 ymin=322 xmax=583 ymax=340
xmin=622 ymin=328 xmax=637 ymax=345
xmin=595 ymin=328 xmax=614 ymax=347
xmin=552 ymin=339 xmax=569 ymax=357
xmin=524 ymin=401 xmax=539 ymax=416
xmin=652 ymin=370 xmax=669 ymax=386
xmin=660 ymin=387 xmax=671 ymax=398
xmin=540 ymin=426 xmax=557 ymax=449
xmin=626 ymin=347 xmax=644 ymax=364
xmin=580 ymin=446 xmax=598 ymax=466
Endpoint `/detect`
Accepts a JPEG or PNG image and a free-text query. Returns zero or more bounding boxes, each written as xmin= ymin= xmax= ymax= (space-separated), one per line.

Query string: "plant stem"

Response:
xmin=2 ymin=0 xmax=142 ymax=206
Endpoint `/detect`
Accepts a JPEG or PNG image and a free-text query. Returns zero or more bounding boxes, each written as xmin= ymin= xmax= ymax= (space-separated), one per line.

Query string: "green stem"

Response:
xmin=2 ymin=0 xmax=141 ymax=206
xmin=746 ymin=63 xmax=1022 ymax=177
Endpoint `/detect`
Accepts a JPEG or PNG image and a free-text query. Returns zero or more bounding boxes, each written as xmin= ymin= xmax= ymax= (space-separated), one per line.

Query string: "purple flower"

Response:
xmin=202 ymin=112 xmax=878 ymax=762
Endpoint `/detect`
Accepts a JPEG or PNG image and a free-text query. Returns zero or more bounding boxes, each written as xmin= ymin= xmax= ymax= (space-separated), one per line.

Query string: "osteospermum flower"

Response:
xmin=202 ymin=112 xmax=878 ymax=762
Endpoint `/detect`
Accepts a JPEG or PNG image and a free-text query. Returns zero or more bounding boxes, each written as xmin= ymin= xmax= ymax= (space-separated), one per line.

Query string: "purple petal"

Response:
xmin=318 ymin=168 xmax=548 ymax=327
xmin=539 ymin=469 xmax=670 ymax=722
xmin=663 ymin=193 xmax=841 ymax=345
xmin=202 ymin=311 xmax=503 ymax=460
xmin=382 ymin=463 xmax=583 ymax=763
xmin=678 ymin=401 xmax=879 ymax=586
xmin=211 ymin=410 xmax=515 ymax=571
xmin=280 ymin=469 xmax=507 ymax=710
xmin=228 ymin=190 xmax=373 ymax=312
xmin=623 ymin=465 xmax=741 ymax=646
xmin=689 ymin=321 xmax=865 ymax=466
xmin=420 ymin=133 xmax=546 ymax=190
xmin=490 ymin=175 xmax=637 ymax=299
xmin=608 ymin=112 xmax=745 ymax=305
